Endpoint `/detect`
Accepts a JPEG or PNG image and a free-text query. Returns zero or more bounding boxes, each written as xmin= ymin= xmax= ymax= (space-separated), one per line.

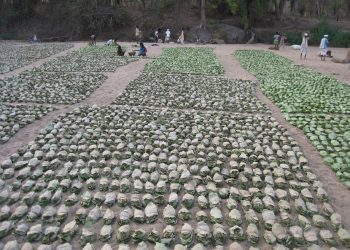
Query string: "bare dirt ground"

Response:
xmin=1 ymin=41 xmax=350 ymax=239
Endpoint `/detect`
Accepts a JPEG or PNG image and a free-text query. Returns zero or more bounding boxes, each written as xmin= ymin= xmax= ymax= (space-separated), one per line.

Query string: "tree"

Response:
xmin=226 ymin=0 xmax=268 ymax=30
xmin=273 ymin=0 xmax=287 ymax=20
xmin=200 ymin=0 xmax=206 ymax=29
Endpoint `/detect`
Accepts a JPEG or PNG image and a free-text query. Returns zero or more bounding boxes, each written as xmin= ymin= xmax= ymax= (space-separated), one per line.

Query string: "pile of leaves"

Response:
xmin=0 ymin=70 xmax=107 ymax=104
xmin=40 ymin=46 xmax=138 ymax=72
xmin=235 ymin=49 xmax=350 ymax=187
xmin=0 ymin=104 xmax=54 ymax=143
xmin=145 ymin=48 xmax=224 ymax=75
xmin=235 ymin=50 xmax=350 ymax=114
xmin=0 ymin=105 xmax=349 ymax=249
xmin=0 ymin=43 xmax=73 ymax=74
xmin=113 ymin=73 xmax=269 ymax=113
xmin=286 ymin=114 xmax=350 ymax=187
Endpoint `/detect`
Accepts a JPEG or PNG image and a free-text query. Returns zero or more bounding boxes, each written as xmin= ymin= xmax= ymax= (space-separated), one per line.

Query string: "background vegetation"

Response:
xmin=0 ymin=0 xmax=349 ymax=44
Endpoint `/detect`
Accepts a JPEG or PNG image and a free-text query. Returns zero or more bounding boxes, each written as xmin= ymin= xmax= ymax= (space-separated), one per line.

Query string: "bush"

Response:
xmin=310 ymin=22 xmax=350 ymax=47
xmin=283 ymin=22 xmax=350 ymax=47
xmin=285 ymin=31 xmax=302 ymax=45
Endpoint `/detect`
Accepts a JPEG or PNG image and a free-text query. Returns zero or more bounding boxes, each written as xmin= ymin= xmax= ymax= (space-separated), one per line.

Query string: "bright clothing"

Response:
xmin=300 ymin=36 xmax=309 ymax=55
xmin=106 ymin=39 xmax=113 ymax=46
xmin=179 ymin=31 xmax=184 ymax=44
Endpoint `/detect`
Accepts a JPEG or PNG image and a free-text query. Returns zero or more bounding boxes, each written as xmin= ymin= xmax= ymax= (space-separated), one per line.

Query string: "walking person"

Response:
xmin=300 ymin=33 xmax=309 ymax=60
xmin=135 ymin=26 xmax=141 ymax=44
xmin=178 ymin=28 xmax=185 ymax=45
xmin=90 ymin=34 xmax=96 ymax=45
xmin=154 ymin=29 xmax=159 ymax=42
xmin=273 ymin=32 xmax=280 ymax=50
xmin=319 ymin=35 xmax=329 ymax=61
xmin=165 ymin=28 xmax=171 ymax=43
xmin=280 ymin=33 xmax=287 ymax=49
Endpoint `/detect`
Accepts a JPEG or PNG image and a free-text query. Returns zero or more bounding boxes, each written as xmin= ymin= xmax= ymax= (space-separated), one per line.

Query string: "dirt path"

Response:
xmin=214 ymin=45 xmax=350 ymax=229
xmin=0 ymin=58 xmax=149 ymax=162
xmin=0 ymin=43 xmax=86 ymax=80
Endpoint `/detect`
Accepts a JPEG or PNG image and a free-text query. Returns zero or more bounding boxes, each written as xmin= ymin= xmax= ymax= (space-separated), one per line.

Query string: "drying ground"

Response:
xmin=0 ymin=42 xmax=350 ymax=249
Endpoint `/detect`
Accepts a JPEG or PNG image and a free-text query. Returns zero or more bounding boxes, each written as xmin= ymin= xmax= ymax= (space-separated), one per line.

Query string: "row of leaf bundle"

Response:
xmin=235 ymin=50 xmax=350 ymax=187
xmin=40 ymin=46 xmax=138 ymax=72
xmin=0 ymin=45 xmax=138 ymax=143
xmin=0 ymin=104 xmax=54 ymax=144
xmin=113 ymin=73 xmax=269 ymax=114
xmin=1 ymin=106 xmax=349 ymax=249
xmin=235 ymin=50 xmax=350 ymax=114
xmin=144 ymin=48 xmax=224 ymax=75
xmin=0 ymin=43 xmax=73 ymax=74
xmin=285 ymin=114 xmax=350 ymax=187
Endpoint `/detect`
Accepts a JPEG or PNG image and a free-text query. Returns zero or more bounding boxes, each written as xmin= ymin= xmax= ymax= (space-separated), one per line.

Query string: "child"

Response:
xmin=273 ymin=32 xmax=280 ymax=50
xmin=138 ymin=43 xmax=147 ymax=56
xmin=280 ymin=34 xmax=287 ymax=49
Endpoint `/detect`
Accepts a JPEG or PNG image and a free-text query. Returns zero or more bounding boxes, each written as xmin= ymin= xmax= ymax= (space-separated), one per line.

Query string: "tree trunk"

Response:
xmin=291 ymin=0 xmax=299 ymax=15
xmin=316 ymin=0 xmax=321 ymax=17
xmin=200 ymin=0 xmax=206 ymax=29
xmin=279 ymin=0 xmax=286 ymax=20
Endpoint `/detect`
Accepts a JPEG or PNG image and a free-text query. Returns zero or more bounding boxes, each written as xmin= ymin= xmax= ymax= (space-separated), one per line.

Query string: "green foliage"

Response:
xmin=226 ymin=0 xmax=240 ymax=15
xmin=310 ymin=22 xmax=350 ymax=47
xmin=226 ymin=0 xmax=269 ymax=29
xmin=145 ymin=48 xmax=224 ymax=75
xmin=285 ymin=31 xmax=302 ymax=45
xmin=236 ymin=49 xmax=350 ymax=186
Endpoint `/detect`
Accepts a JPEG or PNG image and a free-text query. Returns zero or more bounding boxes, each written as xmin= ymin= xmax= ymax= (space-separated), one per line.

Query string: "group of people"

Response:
xmin=89 ymin=35 xmax=147 ymax=57
xmin=273 ymin=31 xmax=330 ymax=61
xmin=300 ymin=33 xmax=330 ymax=60
xmin=272 ymin=32 xmax=287 ymax=50
xmin=136 ymin=26 xmax=185 ymax=44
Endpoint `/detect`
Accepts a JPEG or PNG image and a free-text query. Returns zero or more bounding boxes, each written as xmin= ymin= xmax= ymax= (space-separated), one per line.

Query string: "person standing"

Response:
xmin=319 ymin=35 xmax=329 ymax=61
xmin=280 ymin=34 xmax=287 ymax=49
xmin=135 ymin=26 xmax=140 ymax=44
xmin=154 ymin=29 xmax=159 ymax=42
xmin=273 ymin=32 xmax=280 ymax=50
xmin=300 ymin=33 xmax=309 ymax=60
xmin=165 ymin=29 xmax=171 ymax=43
xmin=178 ymin=28 xmax=185 ymax=45
xmin=90 ymin=34 xmax=96 ymax=45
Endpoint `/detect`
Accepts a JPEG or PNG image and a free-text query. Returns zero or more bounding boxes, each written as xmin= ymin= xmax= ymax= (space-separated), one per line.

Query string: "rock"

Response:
xmin=216 ymin=23 xmax=244 ymax=43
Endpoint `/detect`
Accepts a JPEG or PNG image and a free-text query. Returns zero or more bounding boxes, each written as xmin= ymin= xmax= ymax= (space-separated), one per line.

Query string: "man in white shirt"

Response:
xmin=165 ymin=29 xmax=171 ymax=43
